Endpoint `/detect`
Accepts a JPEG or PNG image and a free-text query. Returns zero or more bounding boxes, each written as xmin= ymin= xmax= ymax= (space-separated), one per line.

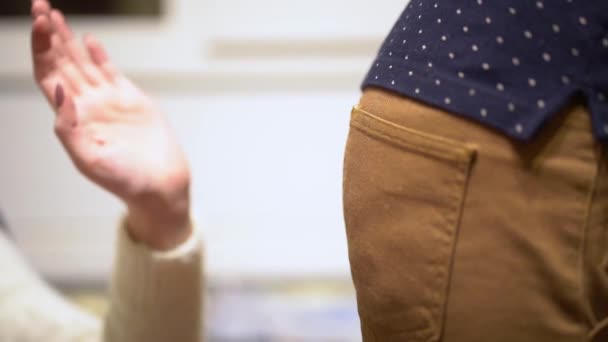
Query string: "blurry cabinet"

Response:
xmin=0 ymin=0 xmax=408 ymax=75
xmin=206 ymin=0 xmax=405 ymax=47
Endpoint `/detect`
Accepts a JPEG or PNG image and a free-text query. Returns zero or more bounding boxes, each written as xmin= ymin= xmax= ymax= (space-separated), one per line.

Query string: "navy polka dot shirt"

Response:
xmin=362 ymin=0 xmax=608 ymax=141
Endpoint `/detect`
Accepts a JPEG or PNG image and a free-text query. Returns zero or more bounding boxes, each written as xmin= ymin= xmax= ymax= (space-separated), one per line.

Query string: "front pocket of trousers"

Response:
xmin=343 ymin=108 xmax=476 ymax=342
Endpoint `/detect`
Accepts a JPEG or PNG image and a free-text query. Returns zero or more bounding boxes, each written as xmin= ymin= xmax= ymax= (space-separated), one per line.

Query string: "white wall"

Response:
xmin=0 ymin=0 xmax=407 ymax=284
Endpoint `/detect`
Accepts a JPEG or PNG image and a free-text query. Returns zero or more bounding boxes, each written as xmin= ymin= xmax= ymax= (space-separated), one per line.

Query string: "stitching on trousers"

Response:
xmin=351 ymin=109 xmax=469 ymax=163
xmin=438 ymin=163 xmax=474 ymax=342
xmin=352 ymin=106 xmax=472 ymax=153
xmin=350 ymin=107 xmax=474 ymax=164
xmin=589 ymin=317 xmax=608 ymax=341
xmin=580 ymin=146 xmax=605 ymax=335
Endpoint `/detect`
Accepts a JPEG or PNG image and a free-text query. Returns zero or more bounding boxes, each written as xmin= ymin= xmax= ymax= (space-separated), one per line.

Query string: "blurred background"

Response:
xmin=0 ymin=0 xmax=406 ymax=340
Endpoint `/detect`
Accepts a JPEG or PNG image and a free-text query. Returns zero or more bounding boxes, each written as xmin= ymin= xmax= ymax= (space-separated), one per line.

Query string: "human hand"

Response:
xmin=30 ymin=0 xmax=192 ymax=250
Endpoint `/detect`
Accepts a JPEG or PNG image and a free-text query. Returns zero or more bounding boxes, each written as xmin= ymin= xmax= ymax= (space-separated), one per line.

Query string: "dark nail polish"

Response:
xmin=55 ymin=84 xmax=64 ymax=108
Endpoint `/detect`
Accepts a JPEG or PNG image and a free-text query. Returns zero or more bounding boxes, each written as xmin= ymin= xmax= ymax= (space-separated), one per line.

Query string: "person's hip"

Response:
xmin=343 ymin=87 xmax=608 ymax=342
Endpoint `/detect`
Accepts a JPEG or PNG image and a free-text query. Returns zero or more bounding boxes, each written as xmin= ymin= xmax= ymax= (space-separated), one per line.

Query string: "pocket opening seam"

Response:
xmin=351 ymin=106 xmax=476 ymax=165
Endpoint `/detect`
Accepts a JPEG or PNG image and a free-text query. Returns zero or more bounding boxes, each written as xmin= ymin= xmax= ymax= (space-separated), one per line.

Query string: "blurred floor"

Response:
xmin=64 ymin=278 xmax=361 ymax=342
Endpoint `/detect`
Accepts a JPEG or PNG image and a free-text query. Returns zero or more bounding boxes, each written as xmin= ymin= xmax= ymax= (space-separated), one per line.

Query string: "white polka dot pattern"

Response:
xmin=363 ymin=0 xmax=608 ymax=141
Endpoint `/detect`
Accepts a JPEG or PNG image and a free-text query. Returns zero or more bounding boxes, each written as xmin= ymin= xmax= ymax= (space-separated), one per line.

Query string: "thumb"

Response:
xmin=53 ymin=83 xmax=78 ymax=136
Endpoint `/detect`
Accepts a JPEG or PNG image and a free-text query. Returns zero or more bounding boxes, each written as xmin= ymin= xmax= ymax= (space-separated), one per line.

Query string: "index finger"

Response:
xmin=31 ymin=0 xmax=51 ymax=19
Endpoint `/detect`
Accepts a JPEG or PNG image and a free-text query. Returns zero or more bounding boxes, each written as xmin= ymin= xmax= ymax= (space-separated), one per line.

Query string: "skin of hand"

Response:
xmin=30 ymin=0 xmax=192 ymax=250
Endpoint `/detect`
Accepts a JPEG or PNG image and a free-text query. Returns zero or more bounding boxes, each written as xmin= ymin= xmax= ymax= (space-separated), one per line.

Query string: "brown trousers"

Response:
xmin=343 ymin=88 xmax=608 ymax=342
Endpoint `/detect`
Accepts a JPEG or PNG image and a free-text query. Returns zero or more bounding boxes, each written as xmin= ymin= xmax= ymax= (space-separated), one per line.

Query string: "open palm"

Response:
xmin=31 ymin=1 xmax=189 ymax=202
xmin=30 ymin=1 xmax=191 ymax=247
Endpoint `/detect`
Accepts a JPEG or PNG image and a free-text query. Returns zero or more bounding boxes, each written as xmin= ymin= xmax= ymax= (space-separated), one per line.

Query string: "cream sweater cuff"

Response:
xmin=104 ymin=219 xmax=204 ymax=342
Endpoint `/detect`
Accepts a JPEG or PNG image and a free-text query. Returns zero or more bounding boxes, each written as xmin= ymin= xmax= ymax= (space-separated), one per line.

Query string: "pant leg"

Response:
xmin=343 ymin=88 xmax=606 ymax=341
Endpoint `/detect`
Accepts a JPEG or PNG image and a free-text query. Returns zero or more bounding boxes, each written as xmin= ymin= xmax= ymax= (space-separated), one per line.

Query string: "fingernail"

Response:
xmin=55 ymin=84 xmax=64 ymax=108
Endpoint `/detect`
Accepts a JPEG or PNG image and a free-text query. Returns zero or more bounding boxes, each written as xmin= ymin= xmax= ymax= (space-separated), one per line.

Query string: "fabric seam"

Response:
xmin=580 ymin=145 xmax=604 ymax=337
xmin=351 ymin=107 xmax=474 ymax=164
xmin=437 ymin=147 xmax=476 ymax=342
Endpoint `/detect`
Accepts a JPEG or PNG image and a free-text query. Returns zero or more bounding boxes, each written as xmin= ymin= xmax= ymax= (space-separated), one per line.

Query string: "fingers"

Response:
xmin=32 ymin=2 xmax=111 ymax=89
xmin=31 ymin=14 xmax=53 ymax=56
xmin=61 ymin=62 xmax=87 ymax=94
xmin=49 ymin=10 xmax=74 ymax=42
xmin=84 ymin=34 xmax=108 ymax=66
xmin=31 ymin=0 xmax=53 ymax=71
xmin=31 ymin=8 xmax=80 ymax=104
xmin=49 ymin=10 xmax=85 ymax=71
xmin=31 ymin=14 xmax=59 ymax=102
xmin=84 ymin=34 xmax=120 ymax=81
xmin=31 ymin=0 xmax=50 ymax=19
xmin=50 ymin=10 xmax=105 ymax=86
xmin=30 ymin=1 xmax=82 ymax=133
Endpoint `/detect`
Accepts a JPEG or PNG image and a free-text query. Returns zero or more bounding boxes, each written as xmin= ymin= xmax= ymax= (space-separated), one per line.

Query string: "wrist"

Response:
xmin=126 ymin=192 xmax=192 ymax=251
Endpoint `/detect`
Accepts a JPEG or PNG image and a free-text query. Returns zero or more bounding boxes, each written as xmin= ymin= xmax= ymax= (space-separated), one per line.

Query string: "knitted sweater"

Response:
xmin=0 ymin=220 xmax=204 ymax=342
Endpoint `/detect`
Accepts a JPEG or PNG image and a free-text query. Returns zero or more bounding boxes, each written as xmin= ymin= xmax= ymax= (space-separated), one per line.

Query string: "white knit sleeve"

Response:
xmin=0 ymin=232 xmax=101 ymax=342
xmin=0 ymin=219 xmax=205 ymax=342
xmin=103 ymin=219 xmax=204 ymax=342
